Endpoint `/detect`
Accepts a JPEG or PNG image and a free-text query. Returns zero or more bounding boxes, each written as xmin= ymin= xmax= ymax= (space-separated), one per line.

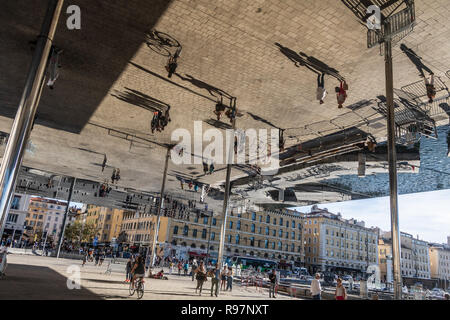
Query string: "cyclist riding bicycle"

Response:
xmin=130 ymin=255 xmax=146 ymax=289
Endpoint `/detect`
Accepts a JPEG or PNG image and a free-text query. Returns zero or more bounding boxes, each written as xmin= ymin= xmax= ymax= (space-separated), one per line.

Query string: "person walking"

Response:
xmin=81 ymin=252 xmax=87 ymax=267
xmin=220 ymin=266 xmax=228 ymax=291
xmin=316 ymin=73 xmax=327 ymax=104
xmin=336 ymin=80 xmax=348 ymax=109
xmin=226 ymin=267 xmax=233 ymax=291
xmin=335 ymin=278 xmax=347 ymax=300
xmin=310 ymin=273 xmax=322 ymax=300
xmin=195 ymin=261 xmax=207 ymax=296
xmin=99 ymin=251 xmax=105 ymax=266
xmin=210 ymin=264 xmax=220 ymax=297
xmin=269 ymin=269 xmax=277 ymax=298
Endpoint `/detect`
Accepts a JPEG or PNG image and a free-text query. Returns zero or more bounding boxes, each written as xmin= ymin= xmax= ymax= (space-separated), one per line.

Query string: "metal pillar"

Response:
xmin=150 ymin=147 xmax=171 ymax=267
xmin=205 ymin=211 xmax=214 ymax=266
xmin=217 ymin=98 xmax=237 ymax=270
xmin=56 ymin=177 xmax=76 ymax=258
xmin=0 ymin=0 xmax=64 ymax=232
xmin=384 ymin=25 xmax=402 ymax=300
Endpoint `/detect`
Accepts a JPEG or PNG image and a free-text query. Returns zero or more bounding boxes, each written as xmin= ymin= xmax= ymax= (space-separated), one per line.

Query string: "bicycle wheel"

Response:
xmin=154 ymin=31 xmax=180 ymax=48
xmin=136 ymin=282 xmax=144 ymax=299
xmin=129 ymin=281 xmax=135 ymax=296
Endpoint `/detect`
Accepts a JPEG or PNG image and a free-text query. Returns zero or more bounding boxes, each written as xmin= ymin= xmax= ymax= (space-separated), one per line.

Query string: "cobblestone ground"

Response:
xmin=1 ymin=254 xmax=299 ymax=300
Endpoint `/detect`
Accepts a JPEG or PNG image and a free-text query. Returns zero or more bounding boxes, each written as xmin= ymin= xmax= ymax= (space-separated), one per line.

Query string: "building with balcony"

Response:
xmin=85 ymin=205 xmax=125 ymax=243
xmin=24 ymin=197 xmax=67 ymax=241
xmin=165 ymin=206 xmax=304 ymax=264
xmin=429 ymin=241 xmax=450 ymax=289
xmin=2 ymin=193 xmax=32 ymax=243
xmin=303 ymin=205 xmax=379 ymax=277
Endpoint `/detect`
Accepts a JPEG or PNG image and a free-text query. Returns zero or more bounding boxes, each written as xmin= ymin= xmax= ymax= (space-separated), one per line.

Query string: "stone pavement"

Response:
xmin=1 ymin=254 xmax=299 ymax=300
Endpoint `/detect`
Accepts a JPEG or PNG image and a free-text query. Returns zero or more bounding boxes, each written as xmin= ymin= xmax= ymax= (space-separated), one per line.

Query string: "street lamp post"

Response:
xmin=205 ymin=211 xmax=214 ymax=266
xmin=150 ymin=147 xmax=171 ymax=267
xmin=56 ymin=177 xmax=76 ymax=258
xmin=217 ymin=98 xmax=237 ymax=269
xmin=384 ymin=23 xmax=403 ymax=300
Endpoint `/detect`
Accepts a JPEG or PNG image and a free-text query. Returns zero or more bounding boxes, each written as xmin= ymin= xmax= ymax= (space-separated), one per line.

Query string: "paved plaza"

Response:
xmin=1 ymin=254 xmax=299 ymax=300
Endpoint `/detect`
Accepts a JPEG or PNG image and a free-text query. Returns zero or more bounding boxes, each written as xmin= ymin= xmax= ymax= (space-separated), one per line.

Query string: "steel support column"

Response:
xmin=217 ymin=98 xmax=237 ymax=270
xmin=151 ymin=147 xmax=171 ymax=267
xmin=384 ymin=27 xmax=403 ymax=300
xmin=0 ymin=0 xmax=64 ymax=232
xmin=57 ymin=177 xmax=76 ymax=258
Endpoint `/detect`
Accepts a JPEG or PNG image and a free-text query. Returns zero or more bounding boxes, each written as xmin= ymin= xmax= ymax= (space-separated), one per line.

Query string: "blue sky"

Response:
xmin=293 ymin=189 xmax=450 ymax=244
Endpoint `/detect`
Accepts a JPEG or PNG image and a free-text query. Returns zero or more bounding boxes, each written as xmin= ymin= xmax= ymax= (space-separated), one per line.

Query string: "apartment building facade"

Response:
xmin=303 ymin=205 xmax=378 ymax=276
xmin=120 ymin=210 xmax=169 ymax=248
xmin=379 ymin=231 xmax=431 ymax=284
xmin=2 ymin=193 xmax=32 ymax=242
xmin=165 ymin=206 xmax=305 ymax=264
xmin=85 ymin=205 xmax=124 ymax=243
xmin=24 ymin=197 xmax=67 ymax=241
xmin=429 ymin=242 xmax=450 ymax=289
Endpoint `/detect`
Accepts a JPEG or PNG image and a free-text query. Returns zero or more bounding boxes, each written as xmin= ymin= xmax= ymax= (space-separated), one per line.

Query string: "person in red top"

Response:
xmin=336 ymin=80 xmax=348 ymax=109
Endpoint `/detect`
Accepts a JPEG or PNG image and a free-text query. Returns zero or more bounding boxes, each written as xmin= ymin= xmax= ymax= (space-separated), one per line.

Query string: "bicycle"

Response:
xmin=129 ymin=276 xmax=145 ymax=299
xmin=146 ymin=30 xmax=181 ymax=57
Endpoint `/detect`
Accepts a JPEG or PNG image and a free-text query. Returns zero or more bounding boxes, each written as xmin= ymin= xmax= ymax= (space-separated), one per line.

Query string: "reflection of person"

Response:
xmin=336 ymin=81 xmax=348 ymax=109
xmin=425 ymin=74 xmax=436 ymax=103
xmin=316 ymin=73 xmax=327 ymax=104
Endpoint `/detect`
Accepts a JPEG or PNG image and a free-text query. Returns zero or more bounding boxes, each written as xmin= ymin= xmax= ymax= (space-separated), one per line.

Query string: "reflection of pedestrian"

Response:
xmin=336 ymin=81 xmax=348 ymax=109
xmin=335 ymin=278 xmax=347 ymax=300
xmin=425 ymin=74 xmax=436 ymax=103
xmin=310 ymin=273 xmax=322 ymax=300
xmin=316 ymin=73 xmax=327 ymax=104
xmin=210 ymin=264 xmax=220 ymax=297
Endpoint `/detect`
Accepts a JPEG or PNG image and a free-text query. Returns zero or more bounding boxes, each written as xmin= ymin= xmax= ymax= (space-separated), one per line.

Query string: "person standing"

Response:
xmin=191 ymin=259 xmax=198 ymax=281
xmin=269 ymin=269 xmax=277 ymax=298
xmin=195 ymin=261 xmax=207 ymax=296
xmin=177 ymin=261 xmax=182 ymax=276
xmin=169 ymin=261 xmax=174 ymax=275
xmin=335 ymin=278 xmax=347 ymax=300
xmin=125 ymin=257 xmax=133 ymax=282
xmin=310 ymin=273 xmax=322 ymax=300
xmin=226 ymin=267 xmax=233 ymax=291
xmin=316 ymin=73 xmax=327 ymax=104
xmin=184 ymin=261 xmax=189 ymax=276
xmin=210 ymin=264 xmax=220 ymax=297
xmin=220 ymin=266 xmax=228 ymax=291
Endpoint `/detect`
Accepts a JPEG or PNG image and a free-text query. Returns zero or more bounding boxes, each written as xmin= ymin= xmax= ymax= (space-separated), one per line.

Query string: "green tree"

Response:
xmin=64 ymin=221 xmax=98 ymax=244
xmin=81 ymin=222 xmax=99 ymax=243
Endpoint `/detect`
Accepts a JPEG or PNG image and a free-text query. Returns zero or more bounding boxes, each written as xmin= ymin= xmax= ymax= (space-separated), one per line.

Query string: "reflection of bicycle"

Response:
xmin=146 ymin=30 xmax=181 ymax=57
xmin=129 ymin=277 xmax=145 ymax=299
